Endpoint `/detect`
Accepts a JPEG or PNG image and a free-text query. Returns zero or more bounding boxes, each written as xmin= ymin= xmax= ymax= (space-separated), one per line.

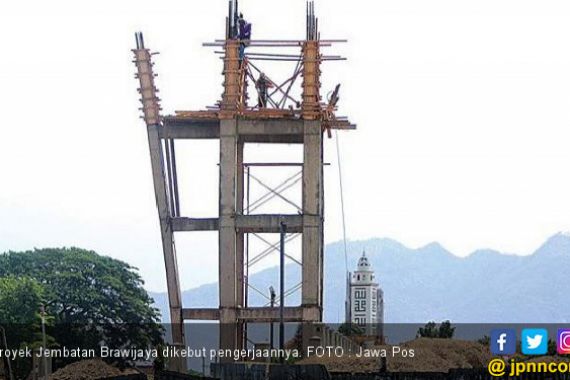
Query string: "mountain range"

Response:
xmin=150 ymin=233 xmax=570 ymax=323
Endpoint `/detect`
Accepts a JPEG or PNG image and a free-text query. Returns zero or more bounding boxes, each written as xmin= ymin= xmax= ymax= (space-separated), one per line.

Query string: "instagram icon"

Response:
xmin=558 ymin=329 xmax=570 ymax=355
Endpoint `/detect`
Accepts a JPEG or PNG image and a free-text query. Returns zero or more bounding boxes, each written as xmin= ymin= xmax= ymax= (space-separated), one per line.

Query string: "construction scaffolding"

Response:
xmin=133 ymin=0 xmax=355 ymax=371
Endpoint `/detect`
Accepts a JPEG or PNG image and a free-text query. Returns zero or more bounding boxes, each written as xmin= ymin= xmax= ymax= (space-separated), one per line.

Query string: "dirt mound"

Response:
xmin=393 ymin=338 xmax=491 ymax=372
xmin=49 ymin=359 xmax=137 ymax=380
xmin=300 ymin=338 xmax=491 ymax=373
xmin=300 ymin=354 xmax=379 ymax=373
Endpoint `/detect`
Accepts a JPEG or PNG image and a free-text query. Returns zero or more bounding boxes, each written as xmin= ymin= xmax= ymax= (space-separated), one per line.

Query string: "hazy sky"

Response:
xmin=2 ymin=0 xmax=570 ymax=292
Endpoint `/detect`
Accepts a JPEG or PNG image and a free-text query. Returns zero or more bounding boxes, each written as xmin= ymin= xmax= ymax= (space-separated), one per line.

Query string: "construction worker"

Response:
xmin=238 ymin=13 xmax=251 ymax=61
xmin=238 ymin=13 xmax=251 ymax=40
xmin=256 ymin=73 xmax=273 ymax=108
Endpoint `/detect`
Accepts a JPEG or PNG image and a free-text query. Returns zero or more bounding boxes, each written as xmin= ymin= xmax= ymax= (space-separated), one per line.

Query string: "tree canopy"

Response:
xmin=0 ymin=248 xmax=163 ymax=356
xmin=417 ymin=320 xmax=455 ymax=339
xmin=0 ymin=276 xmax=44 ymax=325
xmin=0 ymin=276 xmax=46 ymax=346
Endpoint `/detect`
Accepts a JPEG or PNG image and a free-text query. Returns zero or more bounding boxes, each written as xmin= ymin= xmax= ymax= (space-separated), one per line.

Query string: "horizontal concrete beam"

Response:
xmin=242 ymin=134 xmax=303 ymax=144
xmin=237 ymin=307 xmax=304 ymax=322
xmin=235 ymin=214 xmax=303 ymax=233
xmin=238 ymin=119 xmax=304 ymax=136
xmin=161 ymin=118 xmax=305 ymax=143
xmin=161 ymin=119 xmax=220 ymax=139
xmin=182 ymin=306 xmax=319 ymax=322
xmin=171 ymin=218 xmax=219 ymax=232
xmin=182 ymin=308 xmax=219 ymax=320
xmin=171 ymin=215 xmax=313 ymax=233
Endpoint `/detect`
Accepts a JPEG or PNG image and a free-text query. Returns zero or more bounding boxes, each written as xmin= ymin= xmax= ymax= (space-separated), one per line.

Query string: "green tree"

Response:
xmin=0 ymin=276 xmax=44 ymax=325
xmin=0 ymin=276 xmax=47 ymax=378
xmin=417 ymin=320 xmax=455 ymax=339
xmin=548 ymin=339 xmax=557 ymax=356
xmin=0 ymin=248 xmax=163 ymax=360
xmin=438 ymin=320 xmax=455 ymax=338
xmin=0 ymin=276 xmax=49 ymax=346
xmin=417 ymin=321 xmax=438 ymax=338
xmin=477 ymin=335 xmax=490 ymax=345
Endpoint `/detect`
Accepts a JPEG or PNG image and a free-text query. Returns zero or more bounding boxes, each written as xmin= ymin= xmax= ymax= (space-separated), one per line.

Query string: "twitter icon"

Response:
xmin=522 ymin=328 xmax=548 ymax=355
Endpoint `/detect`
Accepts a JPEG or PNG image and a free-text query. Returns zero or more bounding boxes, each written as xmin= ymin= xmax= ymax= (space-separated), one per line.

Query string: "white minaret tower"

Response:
xmin=347 ymin=251 xmax=384 ymax=338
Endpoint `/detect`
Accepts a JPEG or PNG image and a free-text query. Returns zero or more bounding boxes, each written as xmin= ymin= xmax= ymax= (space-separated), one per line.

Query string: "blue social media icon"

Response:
xmin=522 ymin=328 xmax=548 ymax=355
xmin=491 ymin=329 xmax=516 ymax=355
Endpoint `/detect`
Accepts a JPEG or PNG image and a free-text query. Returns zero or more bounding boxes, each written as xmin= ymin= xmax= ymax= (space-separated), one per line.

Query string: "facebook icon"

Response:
xmin=491 ymin=329 xmax=516 ymax=355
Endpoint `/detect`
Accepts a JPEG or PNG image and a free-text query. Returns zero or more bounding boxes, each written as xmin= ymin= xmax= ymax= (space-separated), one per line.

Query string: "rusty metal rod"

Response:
xmin=279 ymin=62 xmax=302 ymax=107
xmin=213 ymin=39 xmax=347 ymax=43
xmin=248 ymin=61 xmax=302 ymax=104
xmin=169 ymin=139 xmax=180 ymax=216
xmin=218 ymin=54 xmax=343 ymax=60
xmin=279 ymin=221 xmax=286 ymax=358
xmin=269 ymin=67 xmax=301 ymax=99
xmin=248 ymin=233 xmax=299 ymax=267
xmin=242 ymin=57 xmax=345 ymax=62
xmin=163 ymin=139 xmax=176 ymax=216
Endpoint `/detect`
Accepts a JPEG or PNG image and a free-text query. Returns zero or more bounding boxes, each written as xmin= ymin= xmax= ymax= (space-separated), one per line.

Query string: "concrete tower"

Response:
xmin=133 ymin=2 xmax=356 ymax=370
xmin=347 ymin=252 xmax=384 ymax=338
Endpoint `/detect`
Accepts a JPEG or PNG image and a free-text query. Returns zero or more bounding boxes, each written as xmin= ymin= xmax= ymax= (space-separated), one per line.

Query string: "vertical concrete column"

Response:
xmin=146 ymin=124 xmax=186 ymax=372
xmin=325 ymin=327 xmax=331 ymax=347
xmin=219 ymin=119 xmax=238 ymax=352
xmin=235 ymin=139 xmax=245 ymax=348
xmin=134 ymin=41 xmax=185 ymax=373
xmin=319 ymin=119 xmax=325 ymax=317
xmin=236 ymin=139 xmax=245 ymax=307
xmin=302 ymin=120 xmax=323 ymax=321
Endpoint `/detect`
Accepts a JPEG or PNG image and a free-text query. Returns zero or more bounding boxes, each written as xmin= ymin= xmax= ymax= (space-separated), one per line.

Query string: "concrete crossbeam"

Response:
xmin=238 ymin=119 xmax=304 ymax=135
xmin=236 ymin=214 xmax=304 ymax=233
xmin=170 ymin=215 xmax=316 ymax=233
xmin=160 ymin=119 xmax=220 ymax=139
xmin=171 ymin=218 xmax=219 ymax=231
xmin=182 ymin=306 xmax=318 ymax=323
xmin=182 ymin=308 xmax=220 ymax=320
xmin=236 ymin=306 xmax=306 ymax=322
xmin=161 ymin=118 xmax=305 ymax=143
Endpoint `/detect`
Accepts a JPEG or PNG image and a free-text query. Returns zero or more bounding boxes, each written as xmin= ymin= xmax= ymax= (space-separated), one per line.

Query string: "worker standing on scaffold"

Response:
xmin=237 ymin=13 xmax=251 ymax=62
xmin=256 ymin=73 xmax=273 ymax=108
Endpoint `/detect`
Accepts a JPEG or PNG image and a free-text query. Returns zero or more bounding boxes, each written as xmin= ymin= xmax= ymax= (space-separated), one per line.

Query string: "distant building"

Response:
xmin=345 ymin=251 xmax=384 ymax=339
